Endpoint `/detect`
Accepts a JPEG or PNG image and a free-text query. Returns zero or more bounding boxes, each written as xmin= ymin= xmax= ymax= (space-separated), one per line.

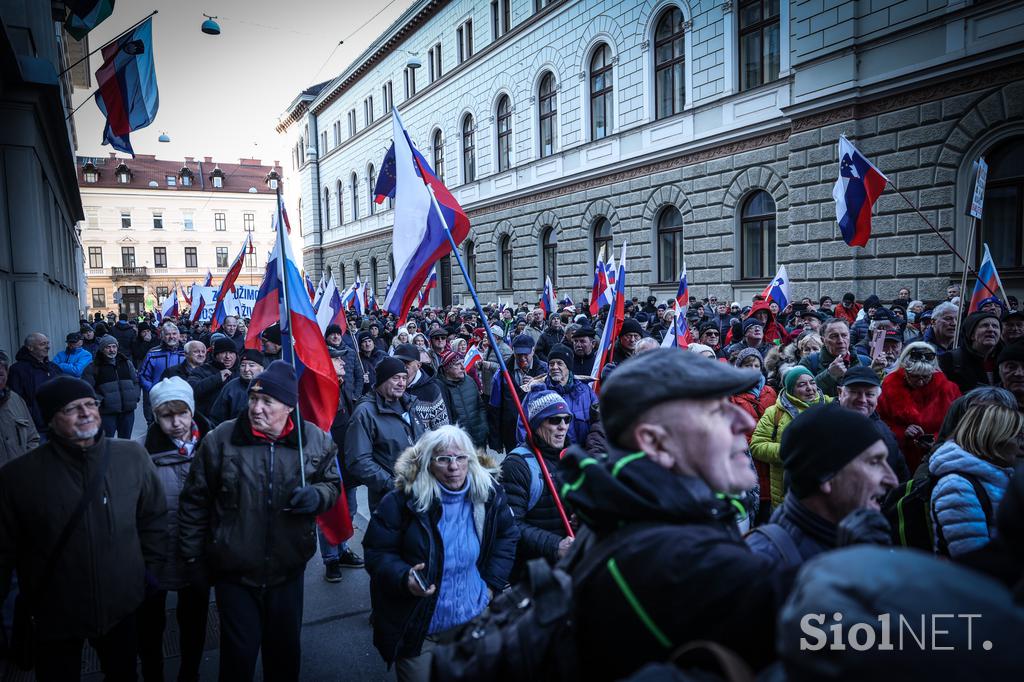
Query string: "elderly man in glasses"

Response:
xmin=0 ymin=376 xmax=166 ymax=681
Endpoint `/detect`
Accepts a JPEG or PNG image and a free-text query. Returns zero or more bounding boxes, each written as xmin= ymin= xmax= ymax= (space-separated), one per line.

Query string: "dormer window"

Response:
xmin=82 ymin=162 xmax=99 ymax=183
xmin=265 ymin=169 xmax=280 ymax=191
xmin=115 ymin=163 xmax=131 ymax=184
xmin=179 ymin=166 xmax=194 ymax=187
xmin=210 ymin=167 xmax=225 ymax=188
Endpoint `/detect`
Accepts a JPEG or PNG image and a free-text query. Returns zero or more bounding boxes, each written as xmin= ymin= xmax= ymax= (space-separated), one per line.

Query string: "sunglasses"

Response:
xmin=908 ymin=351 xmax=936 ymax=362
xmin=545 ymin=415 xmax=572 ymax=425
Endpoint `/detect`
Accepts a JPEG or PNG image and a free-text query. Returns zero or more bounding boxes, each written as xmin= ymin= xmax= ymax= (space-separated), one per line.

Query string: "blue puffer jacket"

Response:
xmin=138 ymin=344 xmax=185 ymax=392
xmin=929 ymin=441 xmax=1013 ymax=557
xmin=515 ymin=376 xmax=598 ymax=446
xmin=53 ymin=347 xmax=93 ymax=377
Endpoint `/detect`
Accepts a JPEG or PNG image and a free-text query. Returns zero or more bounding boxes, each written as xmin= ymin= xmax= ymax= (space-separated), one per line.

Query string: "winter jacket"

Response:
xmin=110 ymin=320 xmax=137 ymax=351
xmin=584 ymin=403 xmax=607 ymax=458
xmin=406 ymin=364 xmax=450 ymax=430
xmin=7 ymin=346 xmax=63 ymax=432
xmin=53 ymin=346 xmax=93 ymax=377
xmin=832 ymin=302 xmax=861 ymax=326
xmin=515 ymin=377 xmax=598 ymax=447
xmin=747 ymin=301 xmax=787 ymax=346
xmin=928 ymin=441 xmax=1012 ymax=557
xmin=560 ymin=447 xmax=793 ymax=679
xmin=222 ymin=329 xmax=245 ymax=353
xmin=439 ymin=374 xmax=488 ymax=447
xmin=723 ymin=340 xmax=772 ymax=359
xmin=500 ymin=443 xmax=566 ymax=579
xmin=328 ymin=342 xmax=365 ymax=403
xmin=137 ymin=414 xmax=212 ymax=590
xmin=178 ymin=412 xmax=340 ymax=588
xmin=876 ymin=367 xmax=961 ymax=472
xmin=572 ymin=351 xmax=597 ymax=378
xmin=0 ymin=433 xmax=167 ymax=640
xmin=186 ymin=361 xmax=236 ymax=418
xmin=938 ymin=344 xmax=1000 ymax=394
xmin=363 ymin=450 xmax=518 ymax=663
xmin=208 ymin=375 xmax=250 ymax=426
xmin=534 ymin=327 xmax=563 ymax=361
xmin=731 ymin=377 xmax=777 ymax=504
xmin=487 ymin=357 xmax=548 ymax=453
xmin=870 ymin=412 xmax=911 ymax=483
xmin=344 ymin=391 xmax=425 ymax=502
xmin=923 ymin=326 xmax=955 ymax=355
xmin=745 ymin=494 xmax=836 ymax=569
xmin=800 ymin=346 xmax=873 ymax=397
xmin=750 ymin=390 xmax=830 ymax=506
xmin=132 ymin=335 xmax=160 ymax=367
xmin=359 ymin=348 xmax=388 ymax=394
xmin=139 ymin=344 xmax=186 ymax=392
xmin=0 ymin=389 xmax=39 ymax=467
xmin=82 ymin=351 xmax=140 ymax=415
xmin=330 ymin=386 xmax=356 ymax=487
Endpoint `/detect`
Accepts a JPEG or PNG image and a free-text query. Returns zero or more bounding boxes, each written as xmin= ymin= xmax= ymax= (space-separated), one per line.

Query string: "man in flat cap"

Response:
xmin=559 ymin=349 xmax=795 ymax=679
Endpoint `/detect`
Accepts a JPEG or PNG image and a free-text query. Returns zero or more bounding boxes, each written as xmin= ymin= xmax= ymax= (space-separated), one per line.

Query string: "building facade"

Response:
xmin=0 ymin=2 xmax=87 ymax=352
xmin=77 ymin=154 xmax=282 ymax=317
xmin=282 ymin=0 xmax=1024 ymax=308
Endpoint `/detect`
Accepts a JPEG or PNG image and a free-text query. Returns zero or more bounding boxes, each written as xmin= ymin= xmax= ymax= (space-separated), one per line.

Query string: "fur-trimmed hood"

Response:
xmin=392 ymin=447 xmax=500 ymax=495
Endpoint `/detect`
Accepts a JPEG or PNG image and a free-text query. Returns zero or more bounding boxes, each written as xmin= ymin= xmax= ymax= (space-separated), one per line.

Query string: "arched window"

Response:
xmin=354 ymin=260 xmax=361 ymax=279
xmin=740 ymin=190 xmax=777 ymax=279
xmin=462 ymin=115 xmax=476 ymax=183
xmin=370 ymin=257 xmax=379 ymax=292
xmin=389 ymin=253 xmax=396 ymax=280
xmin=499 ymin=235 xmax=513 ymax=289
xmin=339 ymin=263 xmax=346 ymax=287
xmin=657 ymin=206 xmax=684 ymax=282
xmin=978 ymin=137 xmax=1024 ymax=269
xmin=541 ymin=226 xmax=558 ymax=284
xmin=590 ymin=44 xmax=613 ymax=140
xmin=496 ymin=95 xmax=512 ymax=172
xmin=367 ymin=164 xmax=377 ymax=216
xmin=323 ymin=186 xmax=331 ymax=228
xmin=350 ymin=173 xmax=359 ymax=220
xmin=336 ymin=180 xmax=344 ymax=225
xmin=538 ymin=72 xmax=557 ymax=158
xmin=593 ymin=217 xmax=612 ymax=263
xmin=432 ymin=129 xmax=444 ymax=183
xmin=464 ymin=240 xmax=477 ymax=283
xmin=654 ymin=7 xmax=685 ymax=119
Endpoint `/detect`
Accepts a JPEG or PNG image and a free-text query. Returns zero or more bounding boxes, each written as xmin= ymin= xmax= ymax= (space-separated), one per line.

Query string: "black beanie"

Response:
xmin=547 ymin=343 xmax=573 ymax=369
xmin=248 ymin=360 xmax=297 ymax=407
xmin=997 ymin=341 xmax=1024 ymax=367
xmin=375 ymin=356 xmax=408 ymax=388
xmin=240 ymin=349 xmax=265 ymax=365
xmin=781 ymin=403 xmax=883 ymax=498
xmin=212 ymin=337 xmax=236 ymax=356
xmin=37 ymin=376 xmax=97 ymax=425
xmin=261 ymin=323 xmax=282 ymax=345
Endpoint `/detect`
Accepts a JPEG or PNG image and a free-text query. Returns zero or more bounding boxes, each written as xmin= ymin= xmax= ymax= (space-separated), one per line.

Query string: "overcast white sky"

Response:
xmin=72 ymin=0 xmax=415 ymax=166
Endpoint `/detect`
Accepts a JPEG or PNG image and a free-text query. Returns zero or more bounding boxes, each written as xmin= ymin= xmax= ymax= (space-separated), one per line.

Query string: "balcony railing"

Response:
xmin=111 ymin=266 xmax=149 ymax=279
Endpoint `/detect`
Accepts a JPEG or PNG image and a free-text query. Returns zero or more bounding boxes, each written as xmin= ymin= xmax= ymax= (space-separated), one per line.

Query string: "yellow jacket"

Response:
xmin=749 ymin=391 xmax=830 ymax=507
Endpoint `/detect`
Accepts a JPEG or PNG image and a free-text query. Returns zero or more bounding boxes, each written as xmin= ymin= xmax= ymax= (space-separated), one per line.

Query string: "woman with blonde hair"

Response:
xmin=363 ymin=425 xmax=519 ymax=680
xmin=390 ymin=330 xmax=410 ymax=356
xmin=929 ymin=402 xmax=1021 ymax=556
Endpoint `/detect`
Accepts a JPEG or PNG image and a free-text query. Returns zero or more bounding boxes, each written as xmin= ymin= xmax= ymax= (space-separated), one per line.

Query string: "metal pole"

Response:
xmin=424 ymin=185 xmax=573 ymax=538
xmin=59 ymin=10 xmax=160 ymax=77
xmin=952 ymin=216 xmax=978 ymax=352
xmin=275 ymin=185 xmax=306 ymax=486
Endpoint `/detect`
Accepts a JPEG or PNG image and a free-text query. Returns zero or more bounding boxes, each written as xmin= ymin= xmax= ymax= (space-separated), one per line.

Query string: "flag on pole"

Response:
xmin=315 ymin=275 xmax=348 ymax=335
xmin=210 ymin=235 xmax=253 ymax=332
xmin=93 ymin=17 xmax=159 ymax=156
xmin=352 ymin=276 xmax=366 ymax=316
xmin=833 ymin=136 xmax=888 ymax=247
xmin=189 ymin=288 xmax=207 ymax=323
xmin=304 ymin=272 xmax=317 ymax=302
xmin=378 ymin=109 xmax=470 ymax=323
xmin=340 ymin=282 xmax=358 ymax=311
xmin=463 ymin=345 xmax=483 ymax=373
xmin=760 ymin=265 xmax=791 ymax=309
xmin=674 ymin=262 xmax=689 ymax=309
xmin=203 ymin=270 xmax=213 ymax=287
xmin=539 ymin=276 xmax=557 ymax=316
xmin=180 ymin=282 xmax=192 ymax=305
xmin=589 ymin=247 xmax=607 ymax=316
xmin=65 ymin=0 xmax=116 ymax=41
xmin=367 ymin=286 xmax=380 ymax=312
xmin=969 ymin=244 xmax=1005 ymax=313
xmin=418 ymin=267 xmax=437 ymax=309
xmin=245 ymin=250 xmax=282 ymax=350
xmin=157 ymin=287 xmax=177 ymax=322
xmin=593 ymin=242 xmax=627 ymax=391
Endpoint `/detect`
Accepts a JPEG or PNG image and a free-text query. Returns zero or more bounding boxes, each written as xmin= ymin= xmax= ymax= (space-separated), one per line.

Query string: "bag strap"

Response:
xmin=746 ymin=524 xmax=803 ymax=567
xmin=668 ymin=641 xmax=755 ymax=682
xmin=525 ymin=455 xmax=544 ymax=512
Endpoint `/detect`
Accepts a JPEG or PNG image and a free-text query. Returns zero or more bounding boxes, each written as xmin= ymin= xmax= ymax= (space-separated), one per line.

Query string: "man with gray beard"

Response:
xmin=0 ymin=376 xmax=166 ymax=680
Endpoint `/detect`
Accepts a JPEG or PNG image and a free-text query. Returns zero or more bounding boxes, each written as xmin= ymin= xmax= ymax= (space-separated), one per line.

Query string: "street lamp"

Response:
xmin=201 ymin=14 xmax=221 ymax=35
xmin=395 ymin=49 xmax=421 ymax=70
xmin=158 ymin=131 xmax=170 ymax=143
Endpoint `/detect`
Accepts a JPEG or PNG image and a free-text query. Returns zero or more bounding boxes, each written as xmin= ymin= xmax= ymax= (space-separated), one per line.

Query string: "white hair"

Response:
xmin=394 ymin=425 xmax=496 ymax=513
xmin=933 ymin=301 xmax=958 ymax=319
xmin=183 ymin=340 xmax=205 ymax=353
xmin=161 ymin=321 xmax=179 ymax=333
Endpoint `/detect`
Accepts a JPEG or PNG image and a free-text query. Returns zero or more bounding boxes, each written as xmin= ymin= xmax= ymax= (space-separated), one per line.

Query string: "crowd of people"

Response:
xmin=1 ymin=283 xmax=1023 ymax=681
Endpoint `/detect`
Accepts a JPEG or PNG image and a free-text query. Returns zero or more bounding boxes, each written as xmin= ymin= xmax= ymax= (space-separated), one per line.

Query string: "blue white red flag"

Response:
xmin=314 ymin=274 xmax=348 ymax=335
xmin=463 ymin=345 xmax=483 ymax=373
xmin=833 ymin=136 xmax=888 ymax=247
xmin=660 ymin=310 xmax=693 ymax=349
xmin=539 ymin=276 xmax=557 ymax=316
xmin=352 ymin=276 xmax=366 ymax=316
xmin=594 ymin=242 xmax=628 ymax=391
xmin=157 ymin=287 xmax=177 ymax=322
xmin=210 ymin=234 xmax=253 ymax=332
xmin=340 ymin=282 xmax=357 ymax=311
xmin=589 ymin=247 xmax=607 ymax=316
xmin=418 ymin=267 xmax=437 ymax=308
xmin=368 ymin=286 xmax=379 ymax=312
xmin=759 ymin=265 xmax=790 ymax=309
xmin=969 ymin=244 xmax=1004 ymax=313
xmin=674 ymin=262 xmax=689 ymax=309
xmin=203 ymin=270 xmax=213 ymax=287
xmin=245 ymin=242 xmax=280 ymax=350
xmin=561 ymin=295 xmax=574 ymax=307
xmin=93 ymin=18 xmax=159 ymax=156
xmin=180 ymin=282 xmax=192 ymax=305
xmin=189 ymin=288 xmax=207 ymax=323
xmin=380 ymin=109 xmax=470 ymax=323
xmin=304 ymin=272 xmax=317 ymax=302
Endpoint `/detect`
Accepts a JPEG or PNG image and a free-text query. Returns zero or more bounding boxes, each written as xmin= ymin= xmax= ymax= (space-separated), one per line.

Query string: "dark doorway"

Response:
xmin=439 ymin=254 xmax=452 ymax=307
xmin=119 ymin=286 xmax=145 ymax=317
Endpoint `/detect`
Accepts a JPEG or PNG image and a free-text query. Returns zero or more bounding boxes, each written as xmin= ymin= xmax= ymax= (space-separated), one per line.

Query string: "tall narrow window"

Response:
xmin=183 ymin=212 xmax=194 ymax=231
xmin=657 ymin=206 xmax=684 ymax=282
xmin=92 ymin=288 xmax=106 ymax=307
xmin=368 ymin=165 xmax=377 ymax=216
xmin=655 ymin=8 xmax=686 ymax=119
xmin=153 ymin=247 xmax=167 ymax=269
xmin=500 ymin=235 xmax=513 ymax=289
xmin=593 ymin=217 xmax=612 ymax=263
xmin=432 ymin=130 xmax=445 ymax=184
xmin=364 ymin=96 xmax=374 ymax=125
xmin=121 ymin=211 xmax=132 ymax=229
xmin=333 ymin=120 xmax=341 ymax=146
xmin=88 ymin=246 xmax=103 ymax=269
xmin=465 ymin=240 xmax=477 ymax=283
xmin=590 ymin=44 xmax=613 ymax=140
xmin=538 ymin=72 xmax=557 ymax=158
xmin=214 ymin=212 xmax=226 ymax=231
xmin=404 ymin=66 xmax=417 ymax=98
xmin=497 ymin=95 xmax=512 ymax=171
xmin=428 ymin=43 xmax=442 ymax=83
xmin=152 ymin=212 xmax=164 ymax=230
xmin=185 ymin=247 xmax=197 ymax=268
xmin=383 ymin=81 xmax=393 ymax=113
xmin=323 ymin=187 xmax=331 ymax=227
xmin=457 ymin=20 xmax=473 ymax=63
xmin=740 ymin=190 xmax=777 ymax=279
xmin=243 ymin=212 xmax=254 ymax=232
xmin=336 ymin=180 xmax=344 ymax=225
xmin=216 ymin=247 xmax=229 ymax=268
xmin=541 ymin=227 xmax=558 ymax=284
xmin=462 ymin=115 xmax=476 ymax=183
xmin=739 ymin=0 xmax=781 ymax=91
xmin=121 ymin=246 xmax=136 ymax=268
xmin=321 ymin=130 xmax=328 ymax=153
xmin=978 ymin=137 xmax=1024 ymax=269
xmin=350 ymin=173 xmax=360 ymax=220
xmin=370 ymin=257 xmax=379 ymax=292
xmin=348 ymin=109 xmax=356 ymax=136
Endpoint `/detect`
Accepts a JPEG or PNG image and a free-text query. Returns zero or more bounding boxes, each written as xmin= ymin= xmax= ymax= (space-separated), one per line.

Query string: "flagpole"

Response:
xmin=58 ymin=10 xmax=160 ymax=78
xmin=424 ymin=185 xmax=573 ymax=538
xmin=275 ymin=184 xmax=306 ymax=486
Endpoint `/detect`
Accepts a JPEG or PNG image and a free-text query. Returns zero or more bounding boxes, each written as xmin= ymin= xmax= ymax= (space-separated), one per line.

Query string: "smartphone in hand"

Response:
xmin=411 ymin=567 xmax=429 ymax=592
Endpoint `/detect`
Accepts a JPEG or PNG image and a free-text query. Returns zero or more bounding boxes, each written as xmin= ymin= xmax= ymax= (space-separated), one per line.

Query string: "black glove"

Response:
xmin=836 ymin=508 xmax=893 ymax=547
xmin=288 ymin=485 xmax=321 ymax=514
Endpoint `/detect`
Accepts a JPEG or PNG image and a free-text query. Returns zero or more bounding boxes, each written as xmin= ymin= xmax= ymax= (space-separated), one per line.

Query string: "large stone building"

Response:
xmin=281 ymin=0 xmax=1024 ymax=308
xmin=77 ymin=154 xmax=282 ymax=317
xmin=0 ymin=2 xmax=88 ymax=351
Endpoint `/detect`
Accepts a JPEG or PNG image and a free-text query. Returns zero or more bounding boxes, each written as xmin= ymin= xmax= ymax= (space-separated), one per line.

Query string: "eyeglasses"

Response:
xmin=59 ymin=400 xmax=101 ymax=416
xmin=907 ymin=351 xmax=936 ymax=362
xmin=545 ymin=415 xmax=572 ymax=425
xmin=432 ymin=454 xmax=470 ymax=466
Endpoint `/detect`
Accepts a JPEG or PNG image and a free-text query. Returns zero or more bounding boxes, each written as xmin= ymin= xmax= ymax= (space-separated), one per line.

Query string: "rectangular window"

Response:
xmin=152 ymin=212 xmax=163 ymax=229
xmin=91 ymin=287 xmax=106 ymax=308
xmin=404 ymin=66 xmax=417 ymax=98
xmin=184 ymin=247 xmax=198 ymax=268
xmin=215 ymin=212 xmax=226 ymax=231
xmin=181 ymin=174 xmax=192 ymax=187
xmin=166 ymin=175 xmax=176 ymax=187
xmin=739 ymin=0 xmax=781 ymax=91
xmin=120 ymin=211 xmax=132 ymax=229
xmin=156 ymin=286 xmax=169 ymax=300
xmin=428 ymin=43 xmax=442 ymax=82
xmin=183 ymin=212 xmax=194 ymax=230
xmin=216 ymin=247 xmax=229 ymax=268
xmin=85 ymin=207 xmax=99 ymax=229
xmin=333 ymin=120 xmax=341 ymax=146
xmin=212 ymin=175 xmax=223 ymax=188
xmin=348 ymin=109 xmax=356 ymax=136
xmin=88 ymin=246 xmax=103 ymax=269
xmin=153 ymin=247 xmax=167 ymax=268
xmin=121 ymin=246 xmax=135 ymax=268
xmin=364 ymin=96 xmax=374 ymax=125
xmin=243 ymin=212 xmax=255 ymax=232
xmin=383 ymin=81 xmax=393 ymax=113
xmin=457 ymin=20 xmax=473 ymax=63
xmin=321 ymin=130 xmax=328 ymax=152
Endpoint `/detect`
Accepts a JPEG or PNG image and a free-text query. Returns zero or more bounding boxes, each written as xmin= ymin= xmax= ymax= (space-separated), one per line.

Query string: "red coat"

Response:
xmin=876 ymin=367 xmax=961 ymax=472
xmin=833 ymin=302 xmax=862 ymax=325
xmin=731 ymin=384 xmax=778 ymax=503
xmin=747 ymin=301 xmax=787 ymax=345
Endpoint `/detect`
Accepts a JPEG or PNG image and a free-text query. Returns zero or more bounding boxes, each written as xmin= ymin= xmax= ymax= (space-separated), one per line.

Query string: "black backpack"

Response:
xmin=429 ymin=523 xmax=667 ymax=682
xmin=882 ymin=461 xmax=992 ymax=554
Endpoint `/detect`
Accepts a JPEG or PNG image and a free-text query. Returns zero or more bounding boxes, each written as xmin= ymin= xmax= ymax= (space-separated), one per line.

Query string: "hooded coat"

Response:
xmin=362 ymin=450 xmax=518 ymax=664
xmin=750 ymin=390 xmax=830 ymax=507
xmin=876 ymin=367 xmax=961 ymax=472
xmin=746 ymin=301 xmax=787 ymax=346
xmin=560 ymin=447 xmax=793 ymax=679
xmin=7 ymin=346 xmax=63 ymax=432
xmin=937 ymin=313 xmax=1002 ymax=393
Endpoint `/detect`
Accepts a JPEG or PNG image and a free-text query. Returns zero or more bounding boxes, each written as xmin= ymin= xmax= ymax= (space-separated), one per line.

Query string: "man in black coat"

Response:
xmin=571 ymin=324 xmax=598 ymax=377
xmin=487 ymin=335 xmax=547 ymax=453
xmin=938 ymin=310 xmax=1003 ymax=393
xmin=7 ymin=332 xmax=62 ymax=439
xmin=209 ymin=349 xmax=265 ymax=426
xmin=186 ymin=337 xmax=239 ymax=419
xmin=82 ymin=335 xmax=141 ymax=438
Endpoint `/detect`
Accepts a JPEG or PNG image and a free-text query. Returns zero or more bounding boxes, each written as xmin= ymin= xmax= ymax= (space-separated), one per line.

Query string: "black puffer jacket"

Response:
xmin=186 ymin=361 xmax=237 ymax=418
xmin=82 ymin=351 xmax=140 ymax=415
xmin=177 ymin=412 xmax=340 ymax=588
xmin=439 ymin=374 xmax=488 ymax=447
xmin=500 ymin=442 xmax=566 ymax=579
xmin=208 ymin=375 xmax=250 ymax=426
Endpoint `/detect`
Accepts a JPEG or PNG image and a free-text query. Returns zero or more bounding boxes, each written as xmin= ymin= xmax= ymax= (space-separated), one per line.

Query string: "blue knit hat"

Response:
xmin=525 ymin=387 xmax=570 ymax=431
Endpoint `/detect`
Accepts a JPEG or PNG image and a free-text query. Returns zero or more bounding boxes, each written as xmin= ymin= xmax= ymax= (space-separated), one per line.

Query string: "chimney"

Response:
xmin=185 ymin=156 xmax=194 ymax=163
xmin=204 ymin=156 xmax=213 ymax=163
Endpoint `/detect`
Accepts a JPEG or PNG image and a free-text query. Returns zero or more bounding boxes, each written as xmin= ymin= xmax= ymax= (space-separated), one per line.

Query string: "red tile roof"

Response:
xmin=77 ymin=153 xmax=283 ymax=194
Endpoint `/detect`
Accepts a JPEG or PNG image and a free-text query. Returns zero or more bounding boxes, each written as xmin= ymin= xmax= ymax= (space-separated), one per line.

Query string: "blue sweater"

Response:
xmin=428 ymin=483 xmax=488 ymax=635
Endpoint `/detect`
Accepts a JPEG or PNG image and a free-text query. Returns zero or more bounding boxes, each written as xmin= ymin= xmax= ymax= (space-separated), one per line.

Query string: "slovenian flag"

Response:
xmin=539 ymin=276 xmax=557 ymax=316
xmin=314 ymin=274 xmax=348 ymax=335
xmin=210 ymin=234 xmax=254 ymax=332
xmin=590 ymin=246 xmax=608 ymax=316
xmin=157 ymin=287 xmax=177 ymax=322
xmin=833 ymin=136 xmax=888 ymax=247
xmin=65 ymin=0 xmax=115 ymax=41
xmin=674 ymin=262 xmax=689 ymax=309
xmin=760 ymin=265 xmax=790 ymax=309
xmin=203 ymin=270 xmax=213 ymax=287
xmin=662 ymin=265 xmax=690 ymax=349
xmin=594 ymin=242 xmax=628 ymax=393
xmin=93 ymin=17 xmax=159 ymax=156
xmin=304 ymin=272 xmax=317 ymax=302
xmin=969 ymin=244 xmax=1004 ymax=313
xmin=463 ymin=345 xmax=483 ymax=372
